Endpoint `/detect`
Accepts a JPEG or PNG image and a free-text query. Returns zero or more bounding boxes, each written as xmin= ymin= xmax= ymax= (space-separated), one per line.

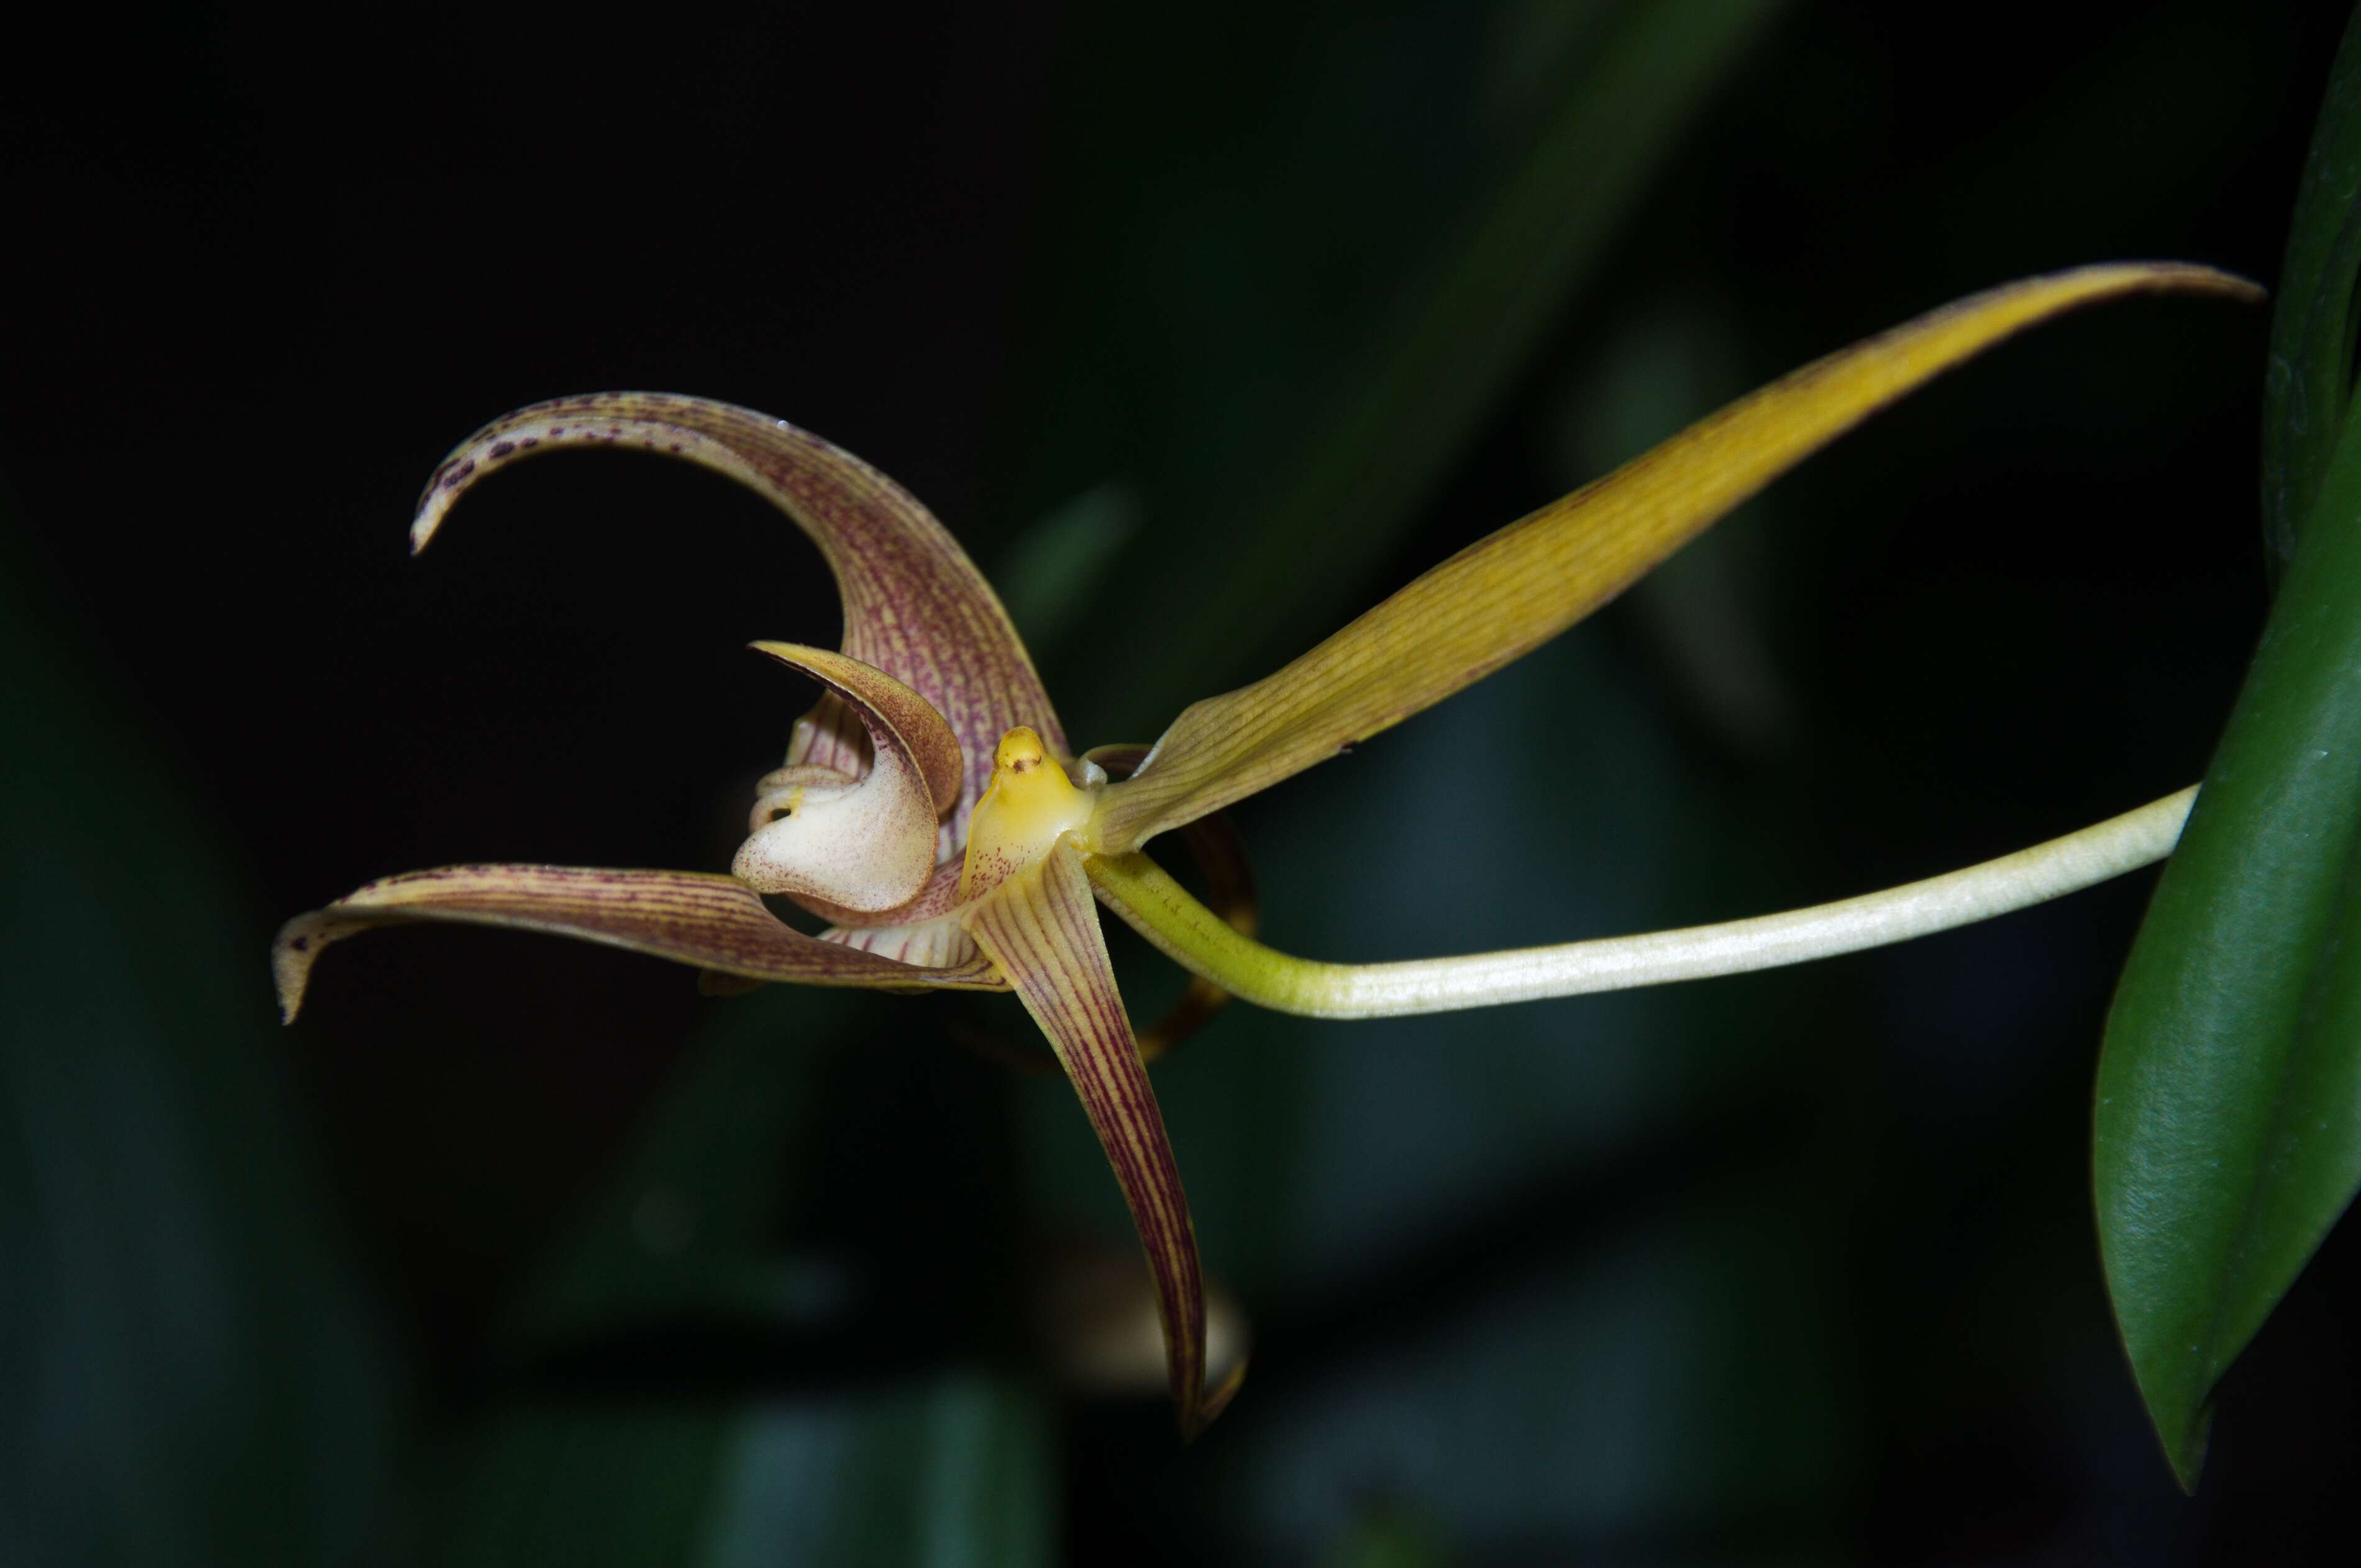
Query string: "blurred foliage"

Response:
xmin=1001 ymin=0 xmax=1781 ymax=734
xmin=0 ymin=513 xmax=404 ymax=1566
xmin=436 ymin=991 xmax=1052 ymax=1566
xmin=7 ymin=1 xmax=2361 ymax=1564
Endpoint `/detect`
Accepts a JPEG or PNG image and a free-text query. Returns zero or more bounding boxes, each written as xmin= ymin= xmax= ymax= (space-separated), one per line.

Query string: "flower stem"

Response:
xmin=1084 ymin=787 xmax=2195 ymax=1019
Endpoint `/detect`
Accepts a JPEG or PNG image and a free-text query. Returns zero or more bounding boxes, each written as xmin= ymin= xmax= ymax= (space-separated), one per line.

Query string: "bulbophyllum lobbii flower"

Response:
xmin=276 ymin=264 xmax=2254 ymax=1438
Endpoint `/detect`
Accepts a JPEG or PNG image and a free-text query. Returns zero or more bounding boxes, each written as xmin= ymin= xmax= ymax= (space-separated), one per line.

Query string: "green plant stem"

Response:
xmin=1086 ymin=787 xmax=2196 ymax=1019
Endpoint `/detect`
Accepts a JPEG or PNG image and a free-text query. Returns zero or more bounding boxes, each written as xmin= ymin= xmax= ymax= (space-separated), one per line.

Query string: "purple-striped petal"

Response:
xmin=274 ymin=864 xmax=1005 ymax=1023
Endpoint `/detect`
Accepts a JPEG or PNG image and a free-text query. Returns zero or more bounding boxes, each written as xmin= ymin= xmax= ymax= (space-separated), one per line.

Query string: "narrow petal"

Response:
xmin=754 ymin=642 xmax=964 ymax=814
xmin=959 ymin=841 xmax=1225 ymax=1436
xmin=730 ymin=643 xmax=960 ymax=913
xmin=1090 ymin=264 xmax=2260 ymax=852
xmin=275 ymin=864 xmax=1005 ymax=1023
xmin=414 ymin=393 xmax=1065 ymax=841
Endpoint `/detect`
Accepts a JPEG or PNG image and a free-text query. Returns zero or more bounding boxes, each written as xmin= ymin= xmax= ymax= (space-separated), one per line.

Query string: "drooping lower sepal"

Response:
xmin=960 ymin=839 xmax=1235 ymax=1438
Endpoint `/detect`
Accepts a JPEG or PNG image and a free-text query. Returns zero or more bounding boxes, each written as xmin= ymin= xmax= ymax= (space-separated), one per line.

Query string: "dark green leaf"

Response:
xmin=2096 ymin=396 xmax=2361 ymax=1490
xmin=2260 ymin=4 xmax=2361 ymax=570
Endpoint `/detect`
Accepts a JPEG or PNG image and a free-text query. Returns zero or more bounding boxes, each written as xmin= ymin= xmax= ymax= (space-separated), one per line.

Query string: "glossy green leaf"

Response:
xmin=2262 ymin=6 xmax=2361 ymax=570
xmin=2097 ymin=395 xmax=2361 ymax=1490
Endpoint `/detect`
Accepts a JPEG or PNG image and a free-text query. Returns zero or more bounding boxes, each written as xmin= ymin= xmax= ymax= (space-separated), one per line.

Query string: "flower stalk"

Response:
xmin=1085 ymin=788 xmax=2197 ymax=1019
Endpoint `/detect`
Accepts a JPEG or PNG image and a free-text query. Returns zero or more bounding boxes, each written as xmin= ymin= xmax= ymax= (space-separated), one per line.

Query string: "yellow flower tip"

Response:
xmin=995 ymin=725 xmax=1051 ymax=777
xmin=959 ymin=726 xmax=1097 ymax=901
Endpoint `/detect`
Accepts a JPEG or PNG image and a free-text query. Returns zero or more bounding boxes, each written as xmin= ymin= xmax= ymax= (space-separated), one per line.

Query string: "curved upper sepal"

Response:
xmin=414 ymin=393 xmax=1066 ymax=842
xmin=959 ymin=840 xmax=1227 ymax=1438
xmin=732 ymin=642 xmax=962 ymax=914
xmin=273 ymin=863 xmax=1007 ymax=1023
xmin=1091 ymin=263 xmax=2263 ymax=853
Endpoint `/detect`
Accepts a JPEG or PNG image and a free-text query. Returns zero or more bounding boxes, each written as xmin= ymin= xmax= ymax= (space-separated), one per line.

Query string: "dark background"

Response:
xmin=5 ymin=2 xmax=2356 ymax=1563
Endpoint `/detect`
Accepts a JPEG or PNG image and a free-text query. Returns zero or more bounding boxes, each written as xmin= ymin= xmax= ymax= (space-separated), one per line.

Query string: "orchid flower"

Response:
xmin=276 ymin=263 xmax=2254 ymax=1439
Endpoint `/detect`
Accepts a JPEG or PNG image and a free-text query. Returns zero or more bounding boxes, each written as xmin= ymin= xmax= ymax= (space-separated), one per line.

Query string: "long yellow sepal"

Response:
xmin=1091 ymin=264 xmax=2259 ymax=853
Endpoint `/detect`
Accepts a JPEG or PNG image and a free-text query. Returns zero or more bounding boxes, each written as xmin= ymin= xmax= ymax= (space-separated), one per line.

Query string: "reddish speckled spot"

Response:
xmin=488 ymin=440 xmax=516 ymax=458
xmin=443 ymin=460 xmax=477 ymax=488
xmin=288 ymin=935 xmax=309 ymax=951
